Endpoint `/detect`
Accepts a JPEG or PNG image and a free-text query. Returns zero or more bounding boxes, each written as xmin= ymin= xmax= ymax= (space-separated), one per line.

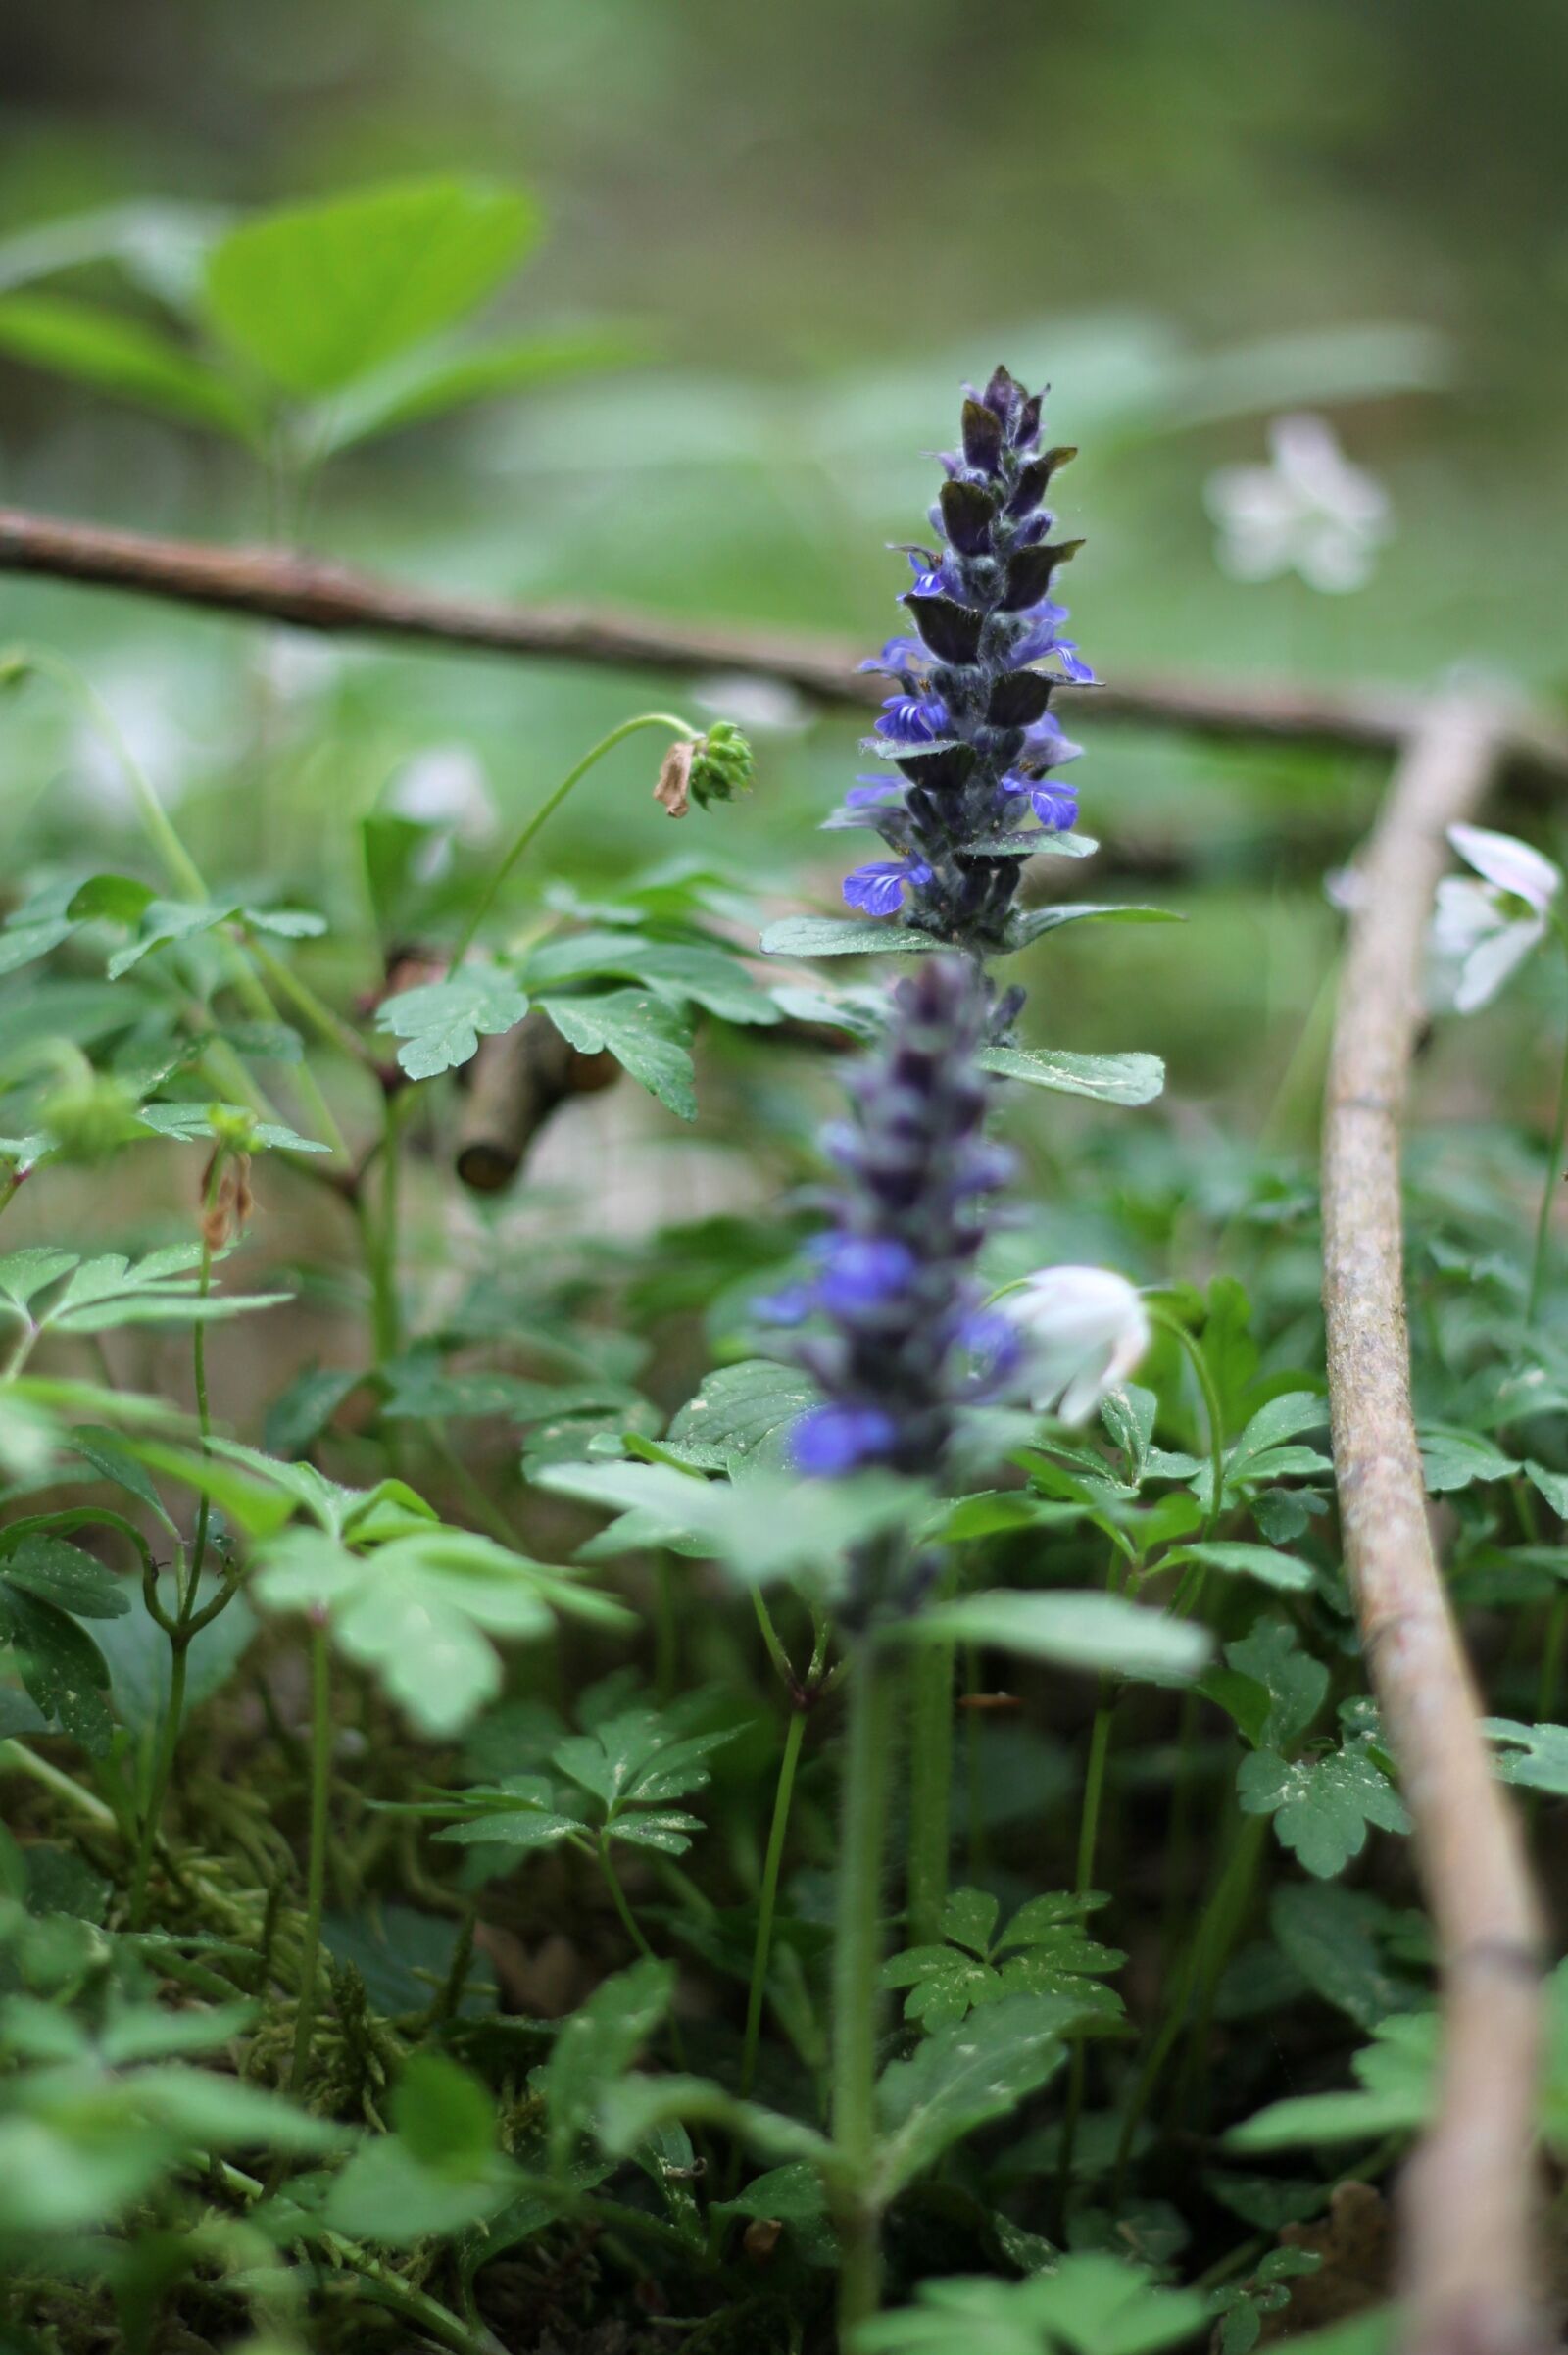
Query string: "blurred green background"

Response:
xmin=0 ymin=0 xmax=1563 ymax=1124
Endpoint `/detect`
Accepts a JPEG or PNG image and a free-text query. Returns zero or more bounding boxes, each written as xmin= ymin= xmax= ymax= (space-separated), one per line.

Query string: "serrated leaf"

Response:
xmin=856 ymin=2253 xmax=1209 ymax=2355
xmin=1217 ymin=1619 xmax=1328 ymax=1748
xmin=524 ymin=933 xmax=776 ymax=1026
xmin=1237 ymin=1745 xmax=1408 ymax=1878
xmin=377 ymin=965 xmax=530 ymax=1081
xmin=1417 ymin=1425 xmax=1515 ymax=1494
xmin=0 ymin=1533 xmax=130 ymax=1619
xmin=540 ymin=991 xmax=695 ymax=1120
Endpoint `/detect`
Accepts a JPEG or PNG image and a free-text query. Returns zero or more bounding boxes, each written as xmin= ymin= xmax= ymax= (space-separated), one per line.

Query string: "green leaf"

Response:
xmin=759 ymin=916 xmax=951 ymax=958
xmin=976 ymin=1045 xmax=1166 ymax=1106
xmin=882 ymin=1889 xmax=1123 ymax=2036
xmin=317 ymin=323 xmax=641 ymax=452
xmin=104 ymin=897 xmax=323 ymax=978
xmin=377 ymin=965 xmax=530 ymax=1081
xmin=875 ymin=1993 xmax=1077 ymax=2196
xmin=1215 ymin=1619 xmax=1328 ymax=1748
xmin=252 ymin=1524 xmax=629 ymax=1737
xmin=1011 ymin=903 xmax=1184 ymax=944
xmin=30 ymin=1247 xmax=288 ymax=1336
xmin=1482 ymin=1717 xmax=1568 ymax=1795
xmin=662 ymin=1359 xmax=819 ymax=1473
xmin=393 ymin=2052 xmax=497 ymax=2174
xmin=540 ymin=991 xmax=696 ymax=1121
xmin=905 ymin=1590 xmax=1210 ymax=1684
xmin=1269 ymin=1885 xmax=1418 ymax=2031
xmin=538 ymin=1957 xmax=672 ymax=2168
xmin=536 ymin=1458 xmax=919 ymax=1588
xmin=323 ymin=2134 xmax=517 ymax=2244
xmin=206 ymin=175 xmax=539 ymax=396
xmin=68 ymin=1424 xmax=180 ymax=1535
xmin=0 ymin=1584 xmax=114 ymax=1751
xmin=1163 ymin=1542 xmax=1313 ymax=1594
xmin=524 ymin=933 xmax=776 ymax=1025
xmin=1236 ymin=1745 xmax=1409 ymax=1879
xmin=856 ymin=2253 xmax=1209 ymax=2355
xmin=0 ymin=293 xmax=256 ymax=437
xmin=0 ymin=1533 xmax=130 ymax=1619
xmin=1228 ymin=2012 xmax=1438 ymax=2151
xmin=1523 ymin=1461 xmax=1568 ymax=1517
xmin=1417 ymin=1425 xmax=1515 ymax=1494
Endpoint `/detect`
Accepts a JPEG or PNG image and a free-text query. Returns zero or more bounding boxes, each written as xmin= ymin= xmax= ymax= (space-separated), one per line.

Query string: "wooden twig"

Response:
xmin=1321 ymin=696 xmax=1549 ymax=2355
xmin=454 ymin=1013 xmax=617 ymax=1192
xmin=4 ymin=505 xmax=1568 ymax=786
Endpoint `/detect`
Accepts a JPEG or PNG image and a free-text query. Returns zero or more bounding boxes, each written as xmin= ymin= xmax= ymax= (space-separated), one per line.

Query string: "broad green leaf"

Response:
xmin=856 ymin=2253 xmax=1209 ymax=2355
xmin=538 ymin=1957 xmax=672 ymax=2168
xmin=536 ymin=1458 xmax=919 ymax=1587
xmin=1417 ymin=1425 xmax=1515 ymax=1495
xmin=1227 ymin=2013 xmax=1438 ymax=2151
xmin=252 ymin=1525 xmax=627 ymax=1737
xmin=68 ymin=1425 xmax=180 ymax=1535
xmin=1215 ymin=1619 xmax=1328 ymax=1748
xmin=104 ymin=897 xmax=323 ymax=979
xmin=977 ymin=1045 xmax=1165 ymax=1106
xmin=1011 ymin=903 xmax=1184 ymax=944
xmin=874 ymin=1992 xmax=1077 ymax=2194
xmin=759 ymin=916 xmax=950 ymax=957
xmin=524 ymin=933 xmax=776 ymax=1025
xmin=662 ymin=1359 xmax=819 ymax=1473
xmin=317 ymin=323 xmax=641 ymax=452
xmin=393 ymin=2052 xmax=497 ymax=2174
xmin=324 ymin=2134 xmax=518 ymax=2244
xmin=597 ymin=2071 xmax=832 ymax=2175
xmin=1163 ymin=1542 xmax=1313 ymax=1594
xmin=1523 ymin=1461 xmax=1568 ymax=1517
xmin=0 ymin=1583 xmax=114 ymax=1751
xmin=0 ymin=293 xmax=256 ymax=437
xmin=0 ymin=1534 xmax=130 ymax=1619
xmin=377 ymin=965 xmax=529 ymax=1081
xmin=1269 ymin=1885 xmax=1419 ymax=2031
xmin=206 ymin=176 xmax=539 ymax=396
xmin=540 ymin=991 xmax=696 ymax=1121
xmin=906 ymin=1590 xmax=1210 ymax=1683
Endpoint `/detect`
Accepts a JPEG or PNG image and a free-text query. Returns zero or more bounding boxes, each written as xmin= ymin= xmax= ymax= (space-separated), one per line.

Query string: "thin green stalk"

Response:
xmin=288 ymin=1622 xmax=333 ymax=2097
xmin=447 ymin=712 xmax=697 ymax=969
xmin=906 ymin=1636 xmax=955 ymax=1947
xmin=1527 ymin=933 xmax=1568 ymax=1324
xmin=368 ymin=1092 xmax=405 ymax=1365
xmin=740 ymin=1709 xmax=807 ymax=2097
xmin=1058 ymin=1679 xmax=1116 ymax=2212
xmin=1 ymin=1738 xmax=118 ymax=1828
xmin=126 ymin=1639 xmax=191 ymax=1928
xmin=830 ymin=1639 xmax=900 ymax=2341
xmin=1150 ymin=1305 xmax=1227 ymax=1535
xmin=1113 ymin=1814 xmax=1267 ymax=2200
xmin=598 ymin=1835 xmax=657 ymax=1961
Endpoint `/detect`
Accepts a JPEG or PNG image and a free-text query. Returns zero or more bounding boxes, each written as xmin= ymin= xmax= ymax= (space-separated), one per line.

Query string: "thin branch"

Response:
xmin=1321 ymin=696 xmax=1550 ymax=2355
xmin=4 ymin=506 xmax=1568 ymax=784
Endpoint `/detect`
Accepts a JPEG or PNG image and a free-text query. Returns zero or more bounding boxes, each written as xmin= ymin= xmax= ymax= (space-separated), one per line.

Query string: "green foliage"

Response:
xmin=857 ymin=2254 xmax=1209 ymax=2354
xmin=882 ymin=1887 xmax=1125 ymax=2033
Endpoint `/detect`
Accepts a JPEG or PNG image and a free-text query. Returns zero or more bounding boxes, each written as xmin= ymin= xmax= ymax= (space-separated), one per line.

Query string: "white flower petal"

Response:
xmin=1454 ymin=915 xmax=1545 ymax=1013
xmin=1004 ymin=1265 xmax=1152 ymax=1427
xmin=1446 ymin=824 xmax=1561 ymax=913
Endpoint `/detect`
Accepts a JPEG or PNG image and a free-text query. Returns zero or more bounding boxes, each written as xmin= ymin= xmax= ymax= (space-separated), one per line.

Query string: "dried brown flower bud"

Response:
xmin=654 ymin=737 xmax=695 ymax=819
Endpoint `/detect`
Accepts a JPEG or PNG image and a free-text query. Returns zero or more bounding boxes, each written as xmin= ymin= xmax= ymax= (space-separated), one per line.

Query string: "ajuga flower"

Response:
xmin=836 ymin=366 xmax=1091 ymax=956
xmin=764 ymin=956 xmax=1018 ymax=1477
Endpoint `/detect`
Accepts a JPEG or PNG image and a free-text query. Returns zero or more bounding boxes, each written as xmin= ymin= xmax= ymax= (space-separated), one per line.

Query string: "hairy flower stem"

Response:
xmin=906 ymin=1636 xmax=955 ymax=1947
xmin=1057 ymin=1676 xmax=1116 ymax=2215
xmin=1527 ymin=936 xmax=1568 ymax=1324
xmin=447 ymin=712 xmax=697 ymax=970
xmin=288 ymin=1621 xmax=333 ymax=2097
xmin=830 ymin=1639 xmax=900 ymax=2339
xmin=368 ymin=1091 xmax=406 ymax=1365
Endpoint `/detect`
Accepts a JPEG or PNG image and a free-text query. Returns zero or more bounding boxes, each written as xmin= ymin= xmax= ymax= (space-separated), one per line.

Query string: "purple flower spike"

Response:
xmin=793 ymin=1404 xmax=899 ymax=1476
xmin=1029 ymin=780 xmax=1080 ymax=830
xmin=875 ymin=695 xmax=950 ymax=747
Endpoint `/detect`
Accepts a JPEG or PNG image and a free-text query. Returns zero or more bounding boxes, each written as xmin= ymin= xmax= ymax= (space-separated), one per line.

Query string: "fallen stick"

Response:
xmin=5 ymin=505 xmax=1568 ymax=786
xmin=1321 ymin=696 xmax=1549 ymax=2355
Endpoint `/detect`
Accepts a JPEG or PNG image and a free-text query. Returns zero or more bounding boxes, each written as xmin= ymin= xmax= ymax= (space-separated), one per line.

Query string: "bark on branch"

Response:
xmin=1321 ymin=697 xmax=1550 ymax=2355
xmin=5 ymin=505 xmax=1568 ymax=785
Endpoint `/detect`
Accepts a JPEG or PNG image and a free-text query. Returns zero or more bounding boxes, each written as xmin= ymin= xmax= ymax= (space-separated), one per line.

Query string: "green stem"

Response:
xmin=1151 ymin=1306 xmax=1227 ymax=1535
xmin=369 ymin=1093 xmax=404 ymax=1365
xmin=245 ymin=933 xmax=372 ymax=1069
xmin=1058 ymin=1681 xmax=1116 ymax=2211
xmin=126 ymin=1638 xmax=190 ymax=1928
xmin=830 ymin=1640 xmax=900 ymax=2341
xmin=598 ymin=1835 xmax=657 ymax=1962
xmin=447 ymin=712 xmax=697 ymax=969
xmin=906 ymin=1636 xmax=955 ymax=1947
xmin=1527 ymin=940 xmax=1568 ymax=1325
xmin=1 ymin=1738 xmax=118 ymax=1828
xmin=742 ymin=1707 xmax=808 ymax=2098
xmin=1112 ymin=1814 xmax=1267 ymax=2200
xmin=288 ymin=1623 xmax=333 ymax=2097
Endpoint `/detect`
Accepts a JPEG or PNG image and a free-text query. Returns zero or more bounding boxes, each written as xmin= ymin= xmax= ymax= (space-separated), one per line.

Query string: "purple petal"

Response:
xmin=814 ymin=1235 xmax=917 ymax=1312
xmin=1030 ymin=782 xmax=1080 ymax=830
xmin=793 ymin=1403 xmax=897 ymax=1476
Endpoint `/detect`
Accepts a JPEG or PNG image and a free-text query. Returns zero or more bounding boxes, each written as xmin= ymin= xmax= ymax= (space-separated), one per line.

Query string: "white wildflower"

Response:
xmin=1003 ymin=1265 xmax=1152 ymax=1425
xmin=1205 ymin=414 xmax=1393 ymax=594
